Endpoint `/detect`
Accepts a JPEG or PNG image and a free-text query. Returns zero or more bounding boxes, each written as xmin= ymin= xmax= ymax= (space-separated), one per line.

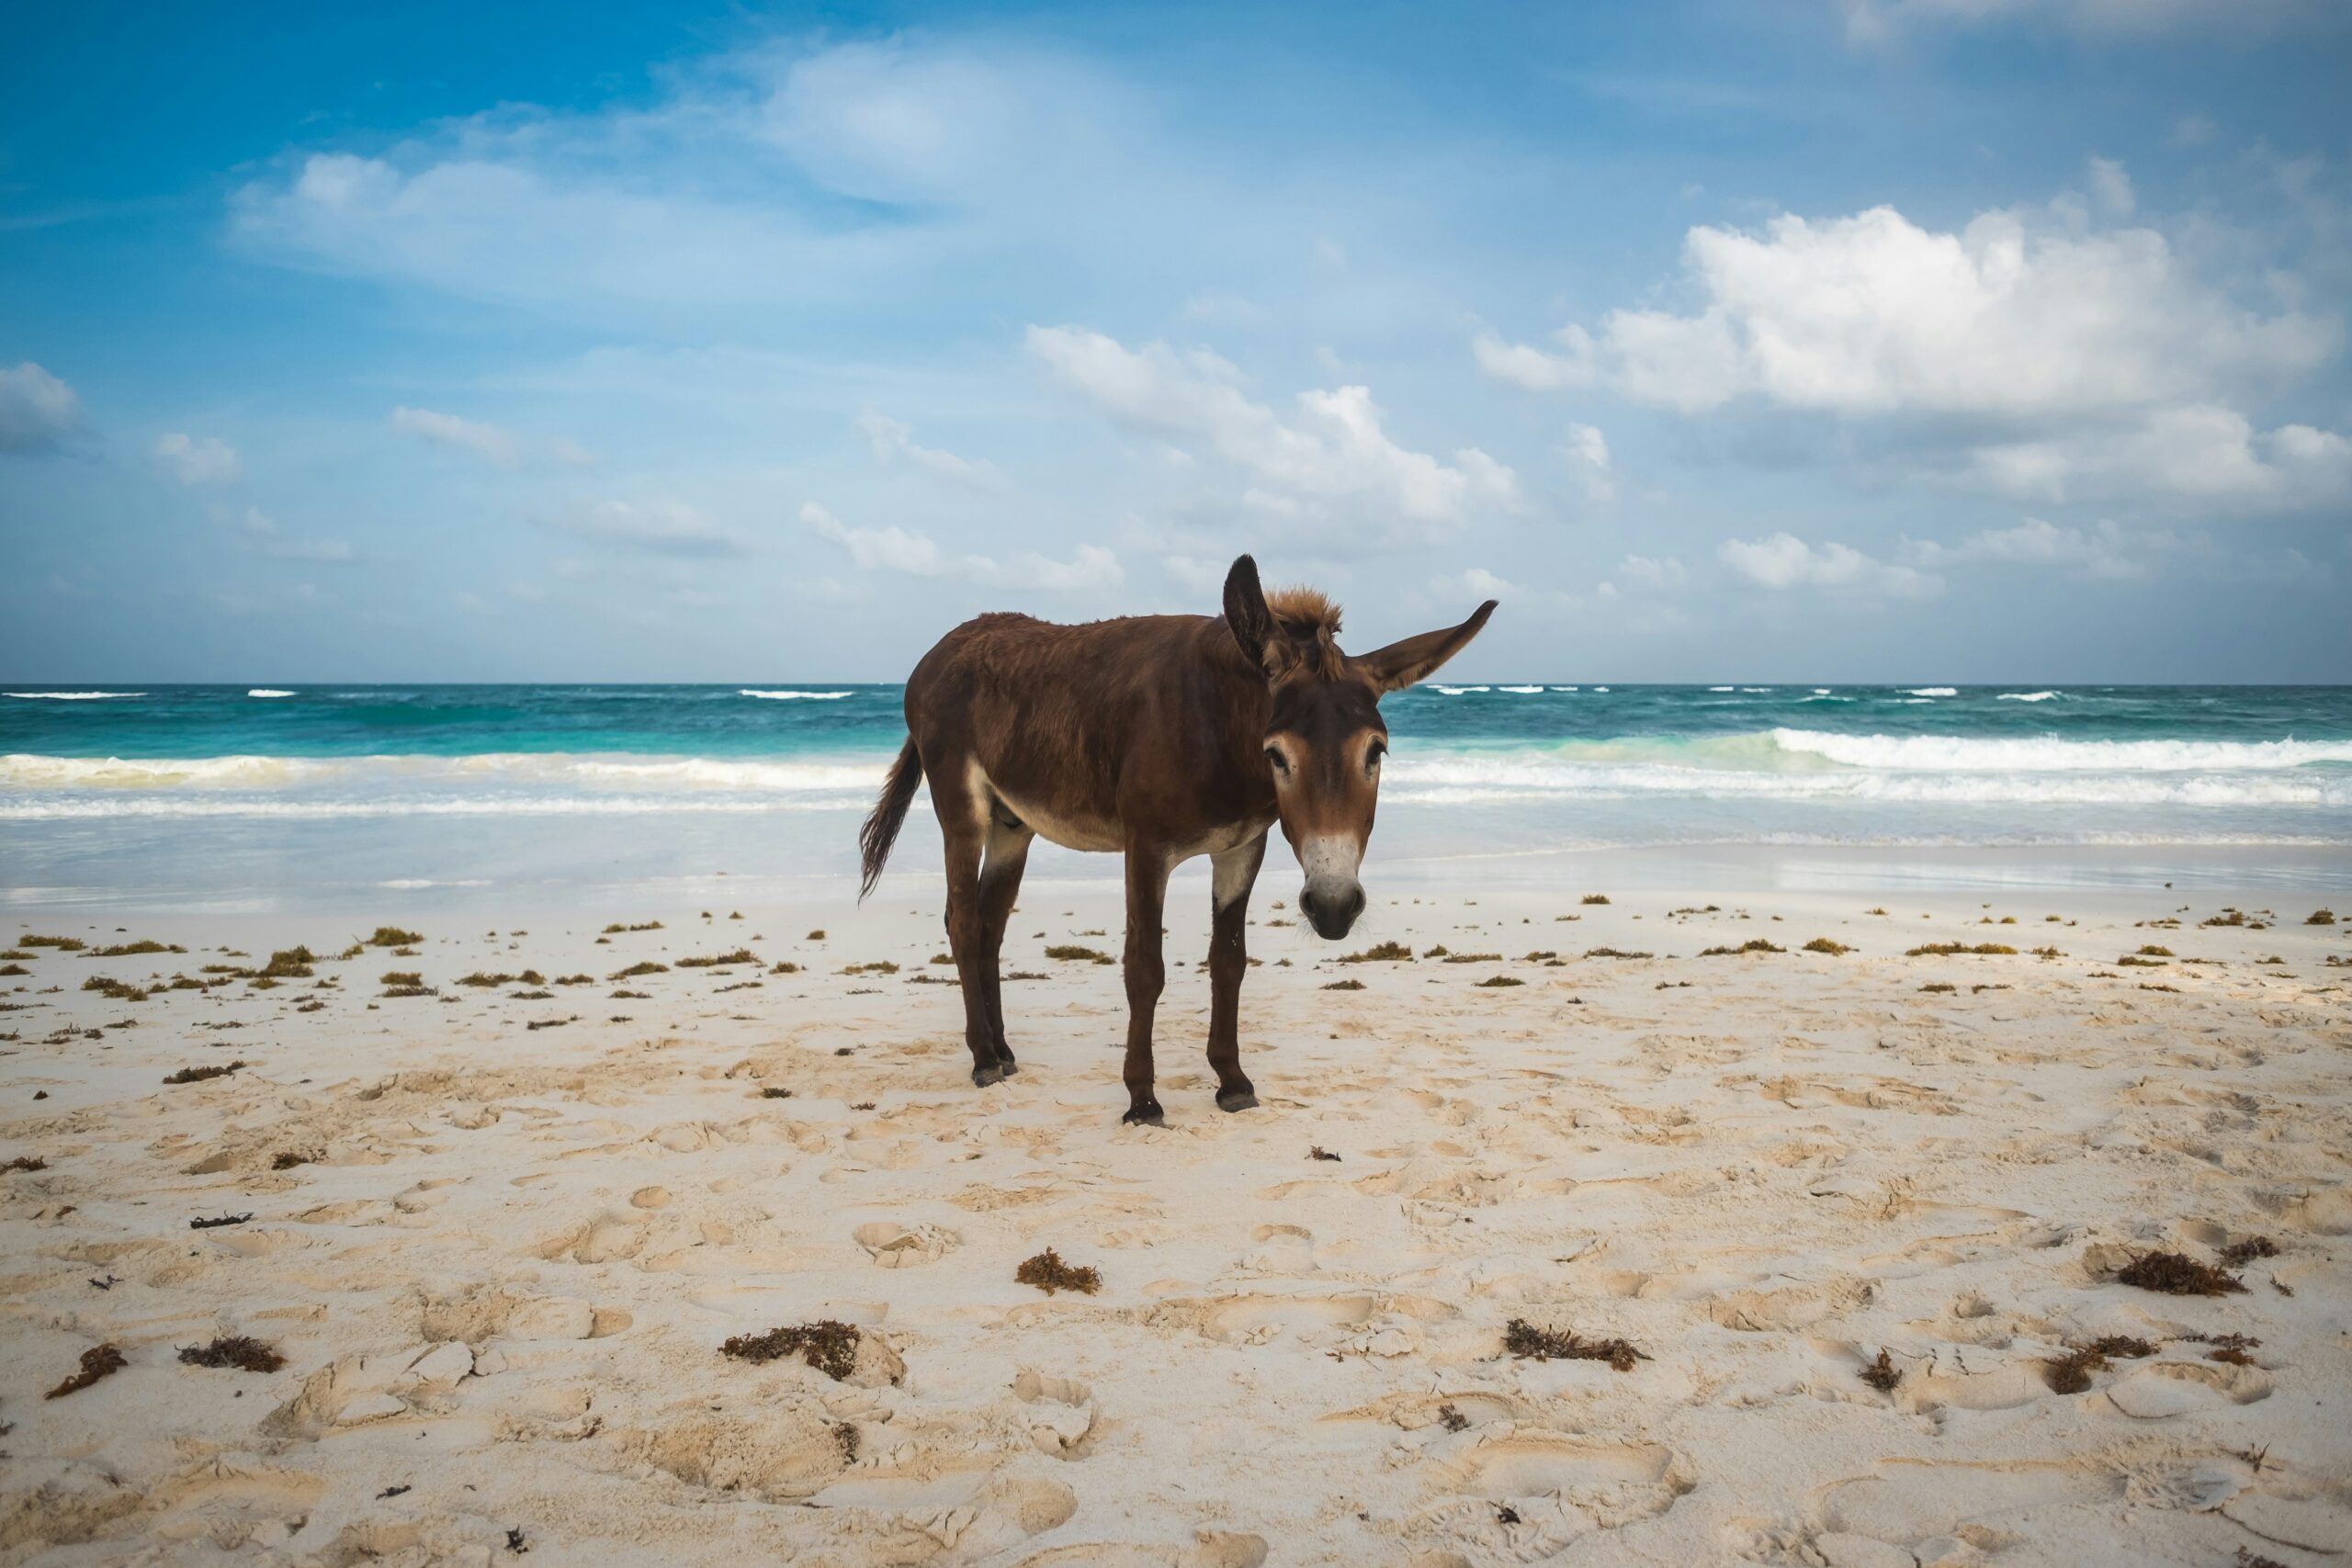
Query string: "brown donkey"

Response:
xmin=857 ymin=555 xmax=1495 ymax=1123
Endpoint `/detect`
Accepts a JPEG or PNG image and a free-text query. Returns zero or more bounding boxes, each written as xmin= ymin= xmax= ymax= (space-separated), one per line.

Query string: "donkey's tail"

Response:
xmin=857 ymin=737 xmax=923 ymax=901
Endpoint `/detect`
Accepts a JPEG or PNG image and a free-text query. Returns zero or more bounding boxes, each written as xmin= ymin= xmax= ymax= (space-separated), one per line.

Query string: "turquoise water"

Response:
xmin=5 ymin=683 xmax=2348 ymax=908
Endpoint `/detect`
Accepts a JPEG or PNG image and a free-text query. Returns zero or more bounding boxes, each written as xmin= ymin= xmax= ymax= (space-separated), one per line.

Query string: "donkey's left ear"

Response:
xmin=1356 ymin=599 xmax=1498 ymax=694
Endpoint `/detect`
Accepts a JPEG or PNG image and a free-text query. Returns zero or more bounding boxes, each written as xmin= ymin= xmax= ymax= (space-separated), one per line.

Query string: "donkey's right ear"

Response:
xmin=1223 ymin=554 xmax=1276 ymax=674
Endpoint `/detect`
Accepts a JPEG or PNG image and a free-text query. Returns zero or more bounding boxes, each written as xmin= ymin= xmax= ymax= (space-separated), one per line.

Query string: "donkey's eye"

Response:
xmin=1365 ymin=739 xmax=1387 ymax=769
xmin=1263 ymin=746 xmax=1289 ymax=773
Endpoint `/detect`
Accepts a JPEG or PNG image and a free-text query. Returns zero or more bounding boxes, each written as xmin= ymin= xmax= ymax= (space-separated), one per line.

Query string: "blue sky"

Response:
xmin=3 ymin=0 xmax=2347 ymax=682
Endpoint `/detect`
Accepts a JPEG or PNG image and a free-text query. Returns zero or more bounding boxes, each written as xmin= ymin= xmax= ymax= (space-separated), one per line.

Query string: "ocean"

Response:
xmin=6 ymin=683 xmax=2348 ymax=911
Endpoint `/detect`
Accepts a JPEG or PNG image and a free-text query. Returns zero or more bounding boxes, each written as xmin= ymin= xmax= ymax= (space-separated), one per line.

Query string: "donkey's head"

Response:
xmin=1222 ymin=554 xmax=1497 ymax=941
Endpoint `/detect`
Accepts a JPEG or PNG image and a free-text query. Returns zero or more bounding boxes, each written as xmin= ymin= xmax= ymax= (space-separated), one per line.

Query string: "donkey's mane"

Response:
xmin=1262 ymin=586 xmax=1345 ymax=677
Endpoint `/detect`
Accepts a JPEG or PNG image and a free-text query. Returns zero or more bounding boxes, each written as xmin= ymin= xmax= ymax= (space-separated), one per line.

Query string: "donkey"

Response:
xmin=857 ymin=554 xmax=1495 ymax=1124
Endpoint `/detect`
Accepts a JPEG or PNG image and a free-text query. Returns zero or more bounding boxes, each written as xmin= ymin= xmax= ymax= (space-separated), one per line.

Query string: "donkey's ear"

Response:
xmin=1222 ymin=554 xmax=1277 ymax=674
xmin=1357 ymin=599 xmax=1498 ymax=694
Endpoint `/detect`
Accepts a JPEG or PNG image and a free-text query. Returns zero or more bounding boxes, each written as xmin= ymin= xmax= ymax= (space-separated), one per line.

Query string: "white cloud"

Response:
xmin=1905 ymin=516 xmax=2170 ymax=581
xmin=1563 ymin=423 xmax=1615 ymax=502
xmin=153 ymin=432 xmax=242 ymax=486
xmin=0 ymin=362 xmax=82 ymax=454
xmin=541 ymin=498 xmax=746 ymax=555
xmin=1617 ymin=553 xmax=1686 ymax=590
xmin=1962 ymin=405 xmax=2352 ymax=506
xmin=1432 ymin=566 xmax=1514 ymax=600
xmin=1719 ymin=532 xmax=1939 ymax=598
xmin=802 ymin=501 xmax=1121 ymax=592
xmin=2086 ymin=156 xmax=2133 ymax=220
xmin=1471 ymin=327 xmax=1596 ymax=392
xmin=390 ymin=405 xmax=522 ymax=466
xmin=856 ymin=411 xmax=1002 ymax=489
xmin=1596 ymin=206 xmax=2330 ymax=417
xmin=1028 ymin=325 xmax=1517 ymax=535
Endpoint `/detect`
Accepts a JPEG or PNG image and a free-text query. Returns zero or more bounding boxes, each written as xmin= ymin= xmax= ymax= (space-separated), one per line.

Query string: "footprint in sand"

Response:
xmin=1014 ymin=1368 xmax=1098 ymax=1456
xmin=1815 ymin=1459 xmax=2121 ymax=1551
xmin=2103 ymin=1359 xmax=2273 ymax=1418
xmin=1415 ymin=1427 xmax=1692 ymax=1552
xmin=853 ymin=1220 xmax=959 ymax=1268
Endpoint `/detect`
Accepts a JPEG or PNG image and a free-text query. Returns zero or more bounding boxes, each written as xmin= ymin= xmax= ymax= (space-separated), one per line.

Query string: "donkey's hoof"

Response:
xmin=996 ymin=1057 xmax=1020 ymax=1077
xmin=972 ymin=1065 xmax=1006 ymax=1088
xmin=1121 ymin=1102 xmax=1166 ymax=1126
xmin=1216 ymin=1089 xmax=1260 ymax=1113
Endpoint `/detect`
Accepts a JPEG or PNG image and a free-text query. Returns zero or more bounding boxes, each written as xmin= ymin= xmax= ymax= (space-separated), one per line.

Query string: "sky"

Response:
xmin=2 ymin=0 xmax=2348 ymax=683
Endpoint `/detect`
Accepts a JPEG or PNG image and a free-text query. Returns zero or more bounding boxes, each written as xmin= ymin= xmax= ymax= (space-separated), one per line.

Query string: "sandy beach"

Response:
xmin=5 ymin=879 xmax=2348 ymax=1566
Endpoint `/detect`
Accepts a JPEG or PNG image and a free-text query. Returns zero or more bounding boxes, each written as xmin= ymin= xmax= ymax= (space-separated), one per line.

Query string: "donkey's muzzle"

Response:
xmin=1299 ymin=882 xmax=1365 ymax=941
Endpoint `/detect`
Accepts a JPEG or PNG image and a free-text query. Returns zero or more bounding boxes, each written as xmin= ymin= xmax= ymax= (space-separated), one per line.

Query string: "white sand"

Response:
xmin=4 ymin=884 xmax=2349 ymax=1566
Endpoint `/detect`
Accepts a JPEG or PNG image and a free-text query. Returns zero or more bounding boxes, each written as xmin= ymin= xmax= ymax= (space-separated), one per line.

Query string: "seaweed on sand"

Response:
xmin=1015 ymin=1248 xmax=1102 ymax=1295
xmin=1858 ymin=1349 xmax=1902 ymax=1392
xmin=190 ymin=1213 xmax=253 ymax=1229
xmin=178 ymin=1335 xmax=285 ymax=1372
xmin=164 ymin=1060 xmax=243 ymax=1084
xmin=2220 ymin=1236 xmax=2279 ymax=1268
xmin=1698 ymin=940 xmax=1784 ymax=956
xmin=366 ymin=927 xmax=424 ymax=947
xmin=1338 ymin=942 xmax=1413 ymax=964
xmin=677 ymin=949 xmax=757 ymax=968
xmin=1502 ymin=1317 xmax=1645 ymax=1372
xmin=721 ymin=1320 xmax=861 ymax=1382
xmin=2117 ymin=1250 xmax=2245 ymax=1296
xmin=1043 ymin=945 xmax=1114 ymax=964
xmin=46 ymin=1343 xmax=127 ymax=1398
xmin=1802 ymin=938 xmax=1852 ymax=954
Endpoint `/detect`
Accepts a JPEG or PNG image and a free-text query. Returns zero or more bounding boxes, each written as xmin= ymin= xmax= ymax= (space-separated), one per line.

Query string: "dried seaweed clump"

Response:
xmin=2041 ymin=1336 xmax=2154 ymax=1393
xmin=2307 ymin=908 xmax=2336 ymax=926
xmin=1475 ymin=975 xmax=1524 ymax=987
xmin=2117 ymin=1250 xmax=2245 ymax=1296
xmin=1801 ymin=937 xmax=1852 ymax=955
xmin=4 ymin=1155 xmax=48 ymax=1172
xmin=1502 ymin=1317 xmax=1646 ymax=1373
xmin=19 ymin=933 xmax=87 ymax=950
xmin=2219 ymin=1235 xmax=2279 ymax=1268
xmin=1698 ymin=940 xmax=1785 ymax=957
xmin=1858 ymin=1348 xmax=1902 ymax=1392
xmin=1309 ymin=1145 xmax=1342 ymax=1162
xmin=366 ymin=926 xmax=424 ymax=947
xmin=46 ymin=1343 xmax=127 ymax=1399
xmin=272 ymin=1149 xmax=319 ymax=1171
xmin=677 ymin=948 xmax=758 ymax=968
xmin=1582 ymin=947 xmax=1653 ymax=960
xmin=1043 ymin=944 xmax=1114 ymax=964
xmin=1905 ymin=942 xmax=2018 ymax=957
xmin=178 ymin=1335 xmax=286 ymax=1372
xmin=1338 ymin=941 xmax=1414 ymax=964
xmin=164 ymin=1060 xmax=243 ymax=1085
xmin=1015 ymin=1248 xmax=1102 ymax=1296
xmin=603 ymin=919 xmax=663 ymax=933
xmin=93 ymin=939 xmax=183 ymax=956
xmin=1581 ymin=894 xmax=1611 ymax=906
xmin=1322 ymin=978 xmax=1365 ymax=991
xmin=720 ymin=1320 xmax=861 ymax=1382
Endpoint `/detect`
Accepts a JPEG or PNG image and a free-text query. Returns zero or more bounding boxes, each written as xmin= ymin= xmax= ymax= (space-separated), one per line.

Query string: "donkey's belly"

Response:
xmin=978 ymin=768 xmax=1124 ymax=853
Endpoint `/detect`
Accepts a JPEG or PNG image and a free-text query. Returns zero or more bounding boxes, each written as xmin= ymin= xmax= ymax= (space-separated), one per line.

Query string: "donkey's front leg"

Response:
xmin=1205 ymin=834 xmax=1266 ymax=1111
xmin=1119 ymin=847 xmax=1171 ymax=1124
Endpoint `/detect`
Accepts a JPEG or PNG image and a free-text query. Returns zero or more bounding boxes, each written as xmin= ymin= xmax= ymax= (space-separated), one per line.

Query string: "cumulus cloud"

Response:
xmin=1028 ymin=325 xmax=1517 ymax=535
xmin=1719 ymin=532 xmax=1939 ymax=598
xmin=1471 ymin=327 xmax=1596 ymax=392
xmin=390 ymin=406 xmax=522 ymax=466
xmin=856 ymin=412 xmax=1002 ymax=489
xmin=1616 ymin=554 xmax=1687 ymax=590
xmin=1477 ymin=194 xmax=2346 ymax=510
xmin=1562 ymin=423 xmax=1615 ymax=502
xmin=1905 ymin=516 xmax=2172 ymax=581
xmin=0 ymin=362 xmax=83 ymax=454
xmin=1962 ymin=405 xmax=2352 ymax=506
xmin=802 ymin=501 xmax=1121 ymax=592
xmin=540 ymin=498 xmax=747 ymax=555
xmin=153 ymin=432 xmax=242 ymax=486
xmin=1596 ymin=206 xmax=2325 ymax=417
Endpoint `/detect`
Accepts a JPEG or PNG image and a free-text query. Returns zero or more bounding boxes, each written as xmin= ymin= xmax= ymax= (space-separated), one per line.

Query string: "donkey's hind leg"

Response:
xmin=930 ymin=764 xmax=1006 ymax=1088
xmin=976 ymin=813 xmax=1034 ymax=1075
